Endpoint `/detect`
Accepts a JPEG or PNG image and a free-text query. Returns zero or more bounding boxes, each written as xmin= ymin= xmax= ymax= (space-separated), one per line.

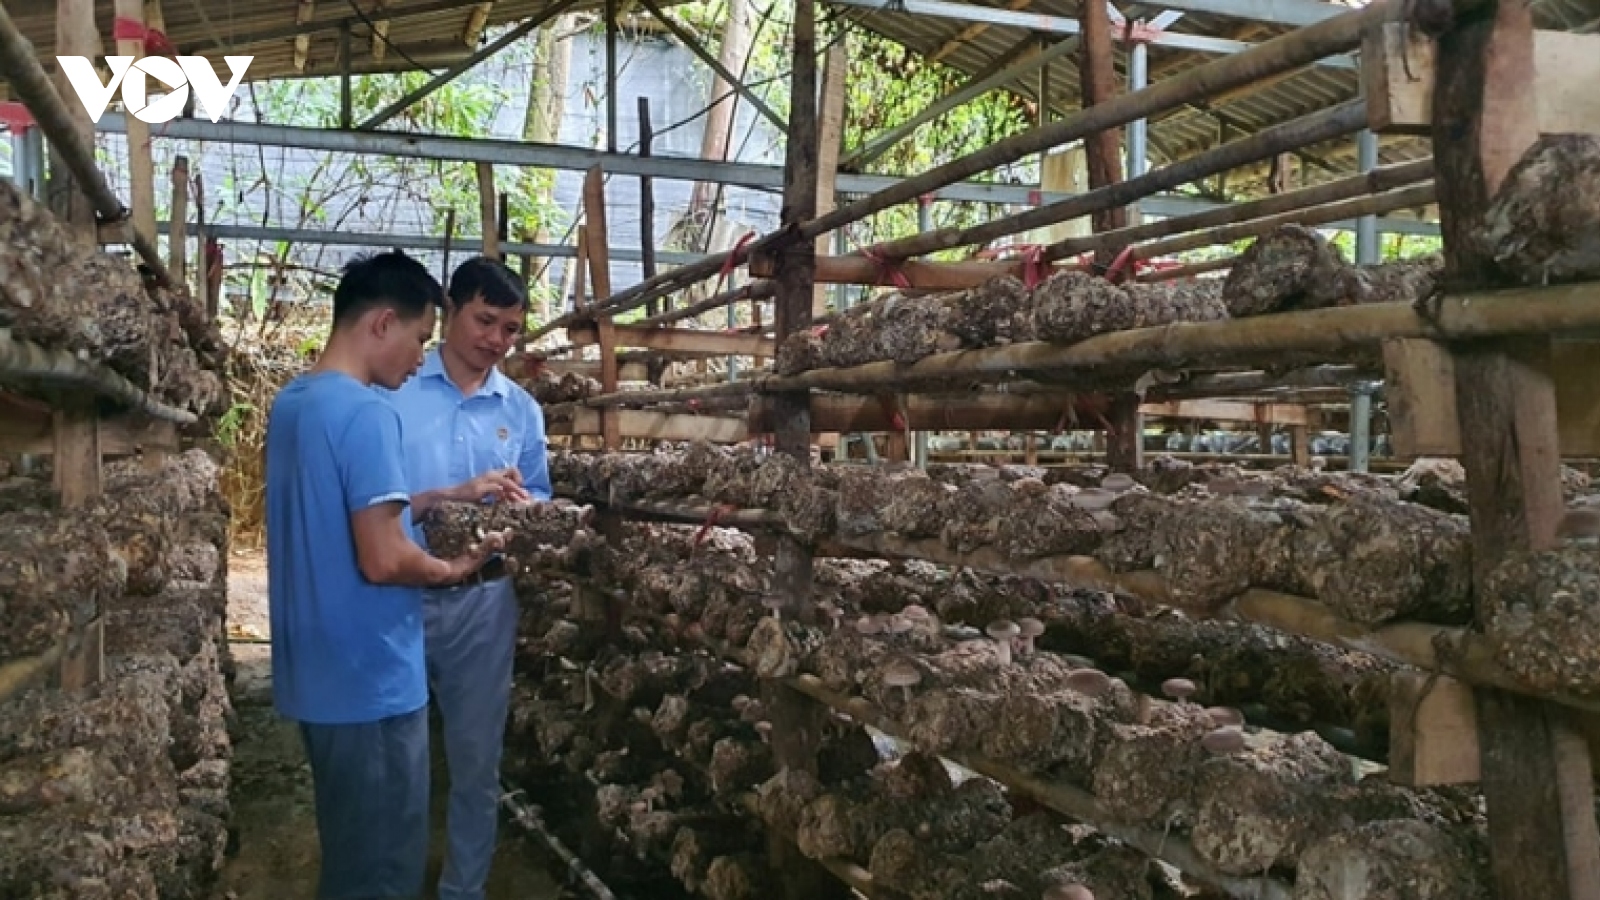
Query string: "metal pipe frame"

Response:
xmin=1354 ymin=129 xmax=1380 ymax=265
xmin=158 ymin=221 xmax=708 ymax=265
xmin=358 ymin=0 xmax=582 ymax=131
xmin=99 ymin=113 xmax=1441 ymax=236
xmin=826 ymin=0 xmax=1356 ymax=67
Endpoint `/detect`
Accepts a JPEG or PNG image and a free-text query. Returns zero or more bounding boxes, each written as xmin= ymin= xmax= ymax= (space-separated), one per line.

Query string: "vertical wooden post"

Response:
xmin=582 ymin=168 xmax=620 ymax=451
xmin=49 ymin=0 xmax=98 ymax=248
xmin=168 ymin=155 xmax=188 ymax=284
xmin=638 ymin=97 xmax=659 ymax=317
xmin=812 ymin=43 xmax=847 ymax=317
xmin=1105 ymin=394 xmax=1143 ymax=472
xmin=765 ymin=3 xmax=843 ymax=899
xmin=476 ymin=162 xmax=499 ymax=259
xmin=1077 ymin=0 xmax=1127 ymax=270
xmin=1431 ymin=0 xmax=1600 ymax=896
xmin=114 ymin=0 xmax=156 ymax=247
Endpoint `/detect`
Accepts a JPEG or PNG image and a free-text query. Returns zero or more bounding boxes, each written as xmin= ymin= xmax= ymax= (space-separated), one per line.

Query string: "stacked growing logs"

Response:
xmin=775 ymin=236 xmax=1442 ymax=376
xmin=0 ymin=448 xmax=233 ymax=899
xmin=0 ymin=179 xmax=225 ymax=416
xmin=481 ymin=517 xmax=1496 ymax=898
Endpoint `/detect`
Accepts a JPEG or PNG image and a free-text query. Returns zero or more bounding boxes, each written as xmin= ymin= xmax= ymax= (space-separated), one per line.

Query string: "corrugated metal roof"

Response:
xmin=2 ymin=0 xmax=623 ymax=82
xmin=834 ymin=0 xmax=1600 ymax=200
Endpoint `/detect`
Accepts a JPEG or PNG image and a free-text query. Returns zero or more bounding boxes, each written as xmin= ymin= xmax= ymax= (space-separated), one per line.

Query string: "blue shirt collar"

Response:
xmin=419 ymin=345 xmax=511 ymax=399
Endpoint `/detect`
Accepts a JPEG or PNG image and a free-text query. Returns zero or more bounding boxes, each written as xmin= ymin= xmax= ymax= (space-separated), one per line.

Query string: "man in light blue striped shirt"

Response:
xmin=381 ymin=256 xmax=552 ymax=900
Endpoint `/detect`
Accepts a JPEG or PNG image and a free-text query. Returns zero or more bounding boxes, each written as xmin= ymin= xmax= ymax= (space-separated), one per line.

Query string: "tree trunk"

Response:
xmin=686 ymin=0 xmax=753 ymax=235
xmin=523 ymin=19 xmax=574 ymax=319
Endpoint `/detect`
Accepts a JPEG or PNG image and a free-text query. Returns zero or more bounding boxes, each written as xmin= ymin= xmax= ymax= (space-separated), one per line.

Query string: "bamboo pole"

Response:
xmin=0 ymin=3 xmax=174 ymax=287
xmin=1047 ymin=157 xmax=1435 ymax=260
xmin=522 ymin=0 xmax=1403 ymax=339
xmin=753 ymin=282 xmax=1600 ymax=393
xmin=1141 ymin=256 xmax=1235 ymax=281
xmin=0 ymin=332 xmax=197 ymax=423
xmin=637 ymin=281 xmax=777 ymax=328
xmin=1134 ymin=181 xmax=1437 ymax=261
xmin=864 ymin=100 xmax=1369 ymax=260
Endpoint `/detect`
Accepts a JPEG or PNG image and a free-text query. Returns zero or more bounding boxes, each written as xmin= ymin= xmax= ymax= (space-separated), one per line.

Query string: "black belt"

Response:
xmin=436 ymin=556 xmax=509 ymax=590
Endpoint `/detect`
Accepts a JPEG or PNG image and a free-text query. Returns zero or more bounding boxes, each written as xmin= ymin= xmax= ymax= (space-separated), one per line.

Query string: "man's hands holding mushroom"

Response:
xmin=457 ymin=467 xmax=534 ymax=505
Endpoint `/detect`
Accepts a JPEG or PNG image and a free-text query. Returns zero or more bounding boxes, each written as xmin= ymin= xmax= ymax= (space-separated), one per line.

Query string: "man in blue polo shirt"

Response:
xmin=264 ymin=251 xmax=504 ymax=900
xmin=384 ymin=256 xmax=552 ymax=900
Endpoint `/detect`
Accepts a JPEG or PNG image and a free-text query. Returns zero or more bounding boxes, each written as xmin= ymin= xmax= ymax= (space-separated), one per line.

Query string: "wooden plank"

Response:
xmin=558 ymin=409 xmax=746 ymax=443
xmin=0 ymin=404 xmax=175 ymax=457
xmin=477 ymin=162 xmax=499 ymax=259
xmin=51 ymin=400 xmax=101 ymax=509
xmin=582 ymin=167 xmax=620 ymax=451
xmin=1385 ymin=338 xmax=1600 ymax=457
xmin=1389 ymin=672 xmax=1482 ymax=787
xmin=57 ymin=617 xmax=103 ymax=691
xmin=1365 ymin=24 xmax=1600 ymax=135
xmin=1138 ymin=399 xmax=1307 ymax=426
xmin=1382 ymin=337 xmax=1461 ymax=456
xmin=1433 ymin=0 xmax=1600 ymax=892
xmin=114 ymin=0 xmax=156 ymax=246
xmin=813 ymin=43 xmax=847 ymax=317
xmin=51 ymin=0 xmax=98 ymax=248
xmin=168 ymin=155 xmax=188 ymax=282
xmin=569 ymin=322 xmax=776 ymax=357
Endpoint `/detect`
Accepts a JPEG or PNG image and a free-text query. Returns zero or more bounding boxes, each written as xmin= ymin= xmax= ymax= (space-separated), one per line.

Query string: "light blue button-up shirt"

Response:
xmin=381 ymin=346 xmax=553 ymax=548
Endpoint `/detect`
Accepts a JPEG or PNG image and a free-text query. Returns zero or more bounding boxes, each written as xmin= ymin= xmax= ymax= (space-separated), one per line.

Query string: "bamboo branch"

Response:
xmin=636 ymin=281 xmax=777 ymax=328
xmin=1047 ymin=157 xmax=1435 ymax=260
xmin=864 ymin=100 xmax=1370 ymax=260
xmin=1133 ymin=181 xmax=1437 ymax=261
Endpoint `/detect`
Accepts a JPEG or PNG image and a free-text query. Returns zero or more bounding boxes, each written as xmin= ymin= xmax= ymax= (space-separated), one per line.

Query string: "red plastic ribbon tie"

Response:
xmin=1017 ymin=244 xmax=1050 ymax=290
xmin=710 ymin=232 xmax=757 ymax=296
xmin=143 ymin=28 xmax=176 ymax=56
xmin=0 ymin=102 xmax=34 ymax=133
xmin=112 ymin=16 xmax=148 ymax=40
xmin=1104 ymin=246 xmax=1139 ymax=285
xmin=862 ymin=246 xmax=912 ymax=290
xmin=692 ymin=503 xmax=736 ymax=547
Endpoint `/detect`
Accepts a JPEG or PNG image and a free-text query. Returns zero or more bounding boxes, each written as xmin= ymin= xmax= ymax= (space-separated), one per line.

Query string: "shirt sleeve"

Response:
xmin=517 ymin=396 xmax=554 ymax=502
xmin=336 ymin=400 xmax=412 ymax=512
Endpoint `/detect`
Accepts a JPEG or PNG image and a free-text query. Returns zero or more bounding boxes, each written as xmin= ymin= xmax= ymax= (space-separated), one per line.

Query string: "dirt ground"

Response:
xmin=210 ymin=550 xmax=565 ymax=900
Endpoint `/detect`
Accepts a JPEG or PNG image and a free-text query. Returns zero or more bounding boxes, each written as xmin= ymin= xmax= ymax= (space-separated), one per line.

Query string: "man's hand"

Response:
xmin=432 ymin=528 xmax=511 ymax=585
xmin=457 ymin=467 xmax=532 ymax=504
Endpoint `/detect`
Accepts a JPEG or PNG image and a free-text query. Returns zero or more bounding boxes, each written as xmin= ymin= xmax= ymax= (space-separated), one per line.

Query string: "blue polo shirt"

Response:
xmin=264 ymin=371 xmax=428 ymax=725
xmin=380 ymin=346 xmax=552 ymax=549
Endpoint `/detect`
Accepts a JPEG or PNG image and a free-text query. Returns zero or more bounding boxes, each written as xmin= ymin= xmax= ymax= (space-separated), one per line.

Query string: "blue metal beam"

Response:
xmin=101 ymin=114 xmax=1438 ymax=236
xmin=826 ymin=0 xmax=1356 ymax=65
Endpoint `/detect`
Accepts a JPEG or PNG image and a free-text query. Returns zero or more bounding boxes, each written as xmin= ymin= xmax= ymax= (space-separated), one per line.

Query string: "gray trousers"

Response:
xmin=300 ymin=706 xmax=430 ymax=900
xmin=423 ymin=575 xmax=519 ymax=900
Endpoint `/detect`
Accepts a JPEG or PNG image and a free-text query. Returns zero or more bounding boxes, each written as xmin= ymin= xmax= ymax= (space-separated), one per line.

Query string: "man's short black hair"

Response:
xmin=447 ymin=256 xmax=530 ymax=312
xmin=332 ymin=251 xmax=444 ymax=326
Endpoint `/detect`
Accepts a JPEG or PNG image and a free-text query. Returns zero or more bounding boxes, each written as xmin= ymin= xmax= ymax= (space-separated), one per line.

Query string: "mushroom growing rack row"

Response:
xmin=485 ymin=0 xmax=1600 ymax=894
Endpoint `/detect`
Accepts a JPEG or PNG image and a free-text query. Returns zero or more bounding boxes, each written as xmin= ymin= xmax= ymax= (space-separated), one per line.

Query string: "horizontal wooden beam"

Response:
xmin=1364 ymin=25 xmax=1600 ymax=135
xmin=1384 ymin=337 xmax=1600 ymax=457
xmin=749 ymin=393 xmax=1115 ymax=433
xmin=1138 ymin=398 xmax=1308 ymax=425
xmin=753 ymin=252 xmax=1028 ymax=290
xmin=569 ymin=323 xmax=776 ymax=358
xmin=510 ymin=356 xmax=651 ymax=383
xmin=553 ymin=409 xmax=748 ymax=443
xmin=0 ymin=401 xmax=177 ymax=457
